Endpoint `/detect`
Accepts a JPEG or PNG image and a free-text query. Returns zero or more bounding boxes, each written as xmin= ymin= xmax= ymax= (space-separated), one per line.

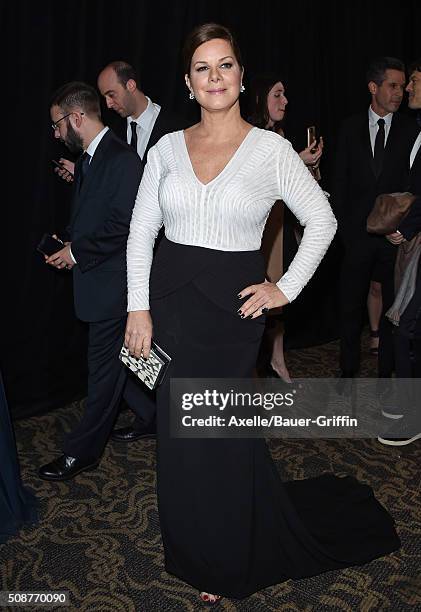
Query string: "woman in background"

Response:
xmin=249 ymin=75 xmax=323 ymax=381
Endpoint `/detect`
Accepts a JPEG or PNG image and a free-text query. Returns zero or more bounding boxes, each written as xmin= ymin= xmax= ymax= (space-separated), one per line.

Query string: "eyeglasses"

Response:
xmin=51 ymin=111 xmax=84 ymax=131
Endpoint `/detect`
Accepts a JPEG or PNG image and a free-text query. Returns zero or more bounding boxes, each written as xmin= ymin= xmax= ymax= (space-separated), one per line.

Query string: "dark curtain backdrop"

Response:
xmin=3 ymin=0 xmax=421 ymax=418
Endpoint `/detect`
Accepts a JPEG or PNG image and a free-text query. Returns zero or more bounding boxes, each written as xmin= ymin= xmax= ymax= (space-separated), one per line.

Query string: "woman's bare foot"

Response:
xmin=268 ymin=323 xmax=291 ymax=383
xmin=200 ymin=592 xmax=221 ymax=605
xmin=270 ymin=359 xmax=292 ymax=383
xmin=369 ymin=329 xmax=379 ymax=356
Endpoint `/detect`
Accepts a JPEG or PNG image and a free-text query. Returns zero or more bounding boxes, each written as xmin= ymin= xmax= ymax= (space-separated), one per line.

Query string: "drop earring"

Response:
xmin=189 ymin=91 xmax=195 ymax=100
xmin=240 ymin=84 xmax=245 ymax=93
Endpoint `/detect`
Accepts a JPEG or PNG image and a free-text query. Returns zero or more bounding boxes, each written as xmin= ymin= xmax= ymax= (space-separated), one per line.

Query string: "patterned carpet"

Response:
xmin=2 ymin=331 xmax=420 ymax=611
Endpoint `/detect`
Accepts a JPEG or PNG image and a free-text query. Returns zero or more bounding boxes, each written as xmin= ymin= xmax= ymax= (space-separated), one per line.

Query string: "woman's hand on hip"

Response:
xmin=238 ymin=281 xmax=289 ymax=319
xmin=125 ymin=310 xmax=153 ymax=358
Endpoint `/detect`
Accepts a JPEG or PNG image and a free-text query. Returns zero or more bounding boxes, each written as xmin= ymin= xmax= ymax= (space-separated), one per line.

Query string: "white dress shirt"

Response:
xmin=368 ymin=106 xmax=393 ymax=154
xmin=127 ymin=97 xmax=160 ymax=159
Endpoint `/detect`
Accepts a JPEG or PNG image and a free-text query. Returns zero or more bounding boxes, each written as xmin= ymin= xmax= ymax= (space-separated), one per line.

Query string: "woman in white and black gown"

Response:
xmin=124 ymin=23 xmax=400 ymax=603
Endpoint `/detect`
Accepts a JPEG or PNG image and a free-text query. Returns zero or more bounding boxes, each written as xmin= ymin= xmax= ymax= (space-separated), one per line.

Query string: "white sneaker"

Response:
xmin=381 ymin=409 xmax=404 ymax=420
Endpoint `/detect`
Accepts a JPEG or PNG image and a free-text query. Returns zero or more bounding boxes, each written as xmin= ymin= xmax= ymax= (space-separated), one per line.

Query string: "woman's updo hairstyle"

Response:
xmin=183 ymin=22 xmax=243 ymax=75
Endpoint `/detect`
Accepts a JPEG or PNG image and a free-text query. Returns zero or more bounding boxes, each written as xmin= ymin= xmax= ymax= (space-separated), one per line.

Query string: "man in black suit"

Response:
xmin=39 ymin=82 xmax=143 ymax=480
xmin=97 ymin=60 xmax=186 ymax=166
xmin=96 ymin=61 xmax=189 ymax=442
xmin=378 ymin=59 xmax=421 ymax=446
xmin=332 ymin=57 xmax=418 ymax=379
xmin=56 ymin=62 xmax=189 ymax=443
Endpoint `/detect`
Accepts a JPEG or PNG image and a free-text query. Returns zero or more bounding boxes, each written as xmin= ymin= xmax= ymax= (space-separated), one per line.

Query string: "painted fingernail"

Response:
xmin=237 ymin=309 xmax=242 ymax=314
xmin=240 ymin=314 xmax=245 ymax=319
xmin=247 ymin=314 xmax=253 ymax=319
xmin=238 ymin=293 xmax=242 ymax=298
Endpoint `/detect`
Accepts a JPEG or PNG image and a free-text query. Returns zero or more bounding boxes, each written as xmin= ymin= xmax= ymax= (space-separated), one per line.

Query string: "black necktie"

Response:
xmin=130 ymin=121 xmax=138 ymax=152
xmin=373 ymin=118 xmax=385 ymax=177
xmin=79 ymin=152 xmax=91 ymax=188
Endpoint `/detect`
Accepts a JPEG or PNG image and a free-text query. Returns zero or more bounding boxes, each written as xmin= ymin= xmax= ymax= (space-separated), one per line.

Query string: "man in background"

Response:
xmin=378 ymin=59 xmax=421 ymax=446
xmin=332 ymin=57 xmax=418 ymax=382
xmin=40 ymin=82 xmax=142 ymax=480
xmin=55 ymin=62 xmax=189 ymax=443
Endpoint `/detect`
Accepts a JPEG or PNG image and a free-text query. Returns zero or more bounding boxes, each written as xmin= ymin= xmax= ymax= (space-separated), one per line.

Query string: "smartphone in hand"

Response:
xmin=307 ymin=126 xmax=318 ymax=153
xmin=37 ymin=233 xmax=64 ymax=257
xmin=51 ymin=159 xmax=74 ymax=181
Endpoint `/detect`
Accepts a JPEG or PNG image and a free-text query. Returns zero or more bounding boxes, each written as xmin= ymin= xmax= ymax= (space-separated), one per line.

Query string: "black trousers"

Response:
xmin=126 ymin=377 xmax=156 ymax=430
xmin=63 ymin=316 xmax=156 ymax=463
xmin=394 ymin=276 xmax=421 ymax=377
xmin=393 ymin=270 xmax=421 ymax=426
xmin=340 ymin=235 xmax=396 ymax=376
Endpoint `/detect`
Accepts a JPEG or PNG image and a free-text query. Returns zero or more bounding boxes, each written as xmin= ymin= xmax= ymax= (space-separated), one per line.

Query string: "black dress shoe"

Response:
xmin=38 ymin=454 xmax=99 ymax=481
xmin=111 ymin=424 xmax=156 ymax=442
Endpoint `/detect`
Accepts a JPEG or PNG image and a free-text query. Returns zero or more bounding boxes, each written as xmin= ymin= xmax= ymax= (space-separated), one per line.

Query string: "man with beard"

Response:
xmin=55 ymin=63 xmax=189 ymax=443
xmin=39 ymin=82 xmax=143 ymax=480
xmin=55 ymin=61 xmax=187 ymax=189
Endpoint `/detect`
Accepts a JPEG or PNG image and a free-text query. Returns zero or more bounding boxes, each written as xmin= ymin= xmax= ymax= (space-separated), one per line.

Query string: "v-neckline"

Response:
xmin=181 ymin=127 xmax=257 ymax=187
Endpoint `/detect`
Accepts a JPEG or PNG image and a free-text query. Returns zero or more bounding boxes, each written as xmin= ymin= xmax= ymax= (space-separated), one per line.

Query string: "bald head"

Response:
xmin=97 ymin=61 xmax=147 ymax=119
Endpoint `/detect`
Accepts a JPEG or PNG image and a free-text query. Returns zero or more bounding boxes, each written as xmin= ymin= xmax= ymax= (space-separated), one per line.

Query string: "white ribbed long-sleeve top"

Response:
xmin=127 ymin=127 xmax=337 ymax=311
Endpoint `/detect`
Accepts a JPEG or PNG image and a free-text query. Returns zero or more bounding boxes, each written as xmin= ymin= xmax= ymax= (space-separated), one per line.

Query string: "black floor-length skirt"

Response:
xmin=149 ymin=237 xmax=400 ymax=599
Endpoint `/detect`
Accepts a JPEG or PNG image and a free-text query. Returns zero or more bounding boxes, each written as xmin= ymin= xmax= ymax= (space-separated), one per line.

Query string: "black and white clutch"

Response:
xmin=119 ymin=341 xmax=171 ymax=391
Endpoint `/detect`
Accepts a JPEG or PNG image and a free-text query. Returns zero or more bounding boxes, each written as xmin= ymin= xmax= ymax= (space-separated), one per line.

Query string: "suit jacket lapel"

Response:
xmin=138 ymin=112 xmax=167 ymax=174
xmin=78 ymin=131 xmax=110 ymax=196
xmin=383 ymin=115 xmax=398 ymax=164
xmin=143 ymin=112 xmax=163 ymax=160
xmin=70 ymin=130 xmax=113 ymax=228
xmin=73 ymin=153 xmax=83 ymax=193
xmin=69 ymin=154 xmax=83 ymax=228
xmin=411 ymin=135 xmax=421 ymax=176
xmin=381 ymin=114 xmax=410 ymax=179
xmin=361 ymin=117 xmax=376 ymax=176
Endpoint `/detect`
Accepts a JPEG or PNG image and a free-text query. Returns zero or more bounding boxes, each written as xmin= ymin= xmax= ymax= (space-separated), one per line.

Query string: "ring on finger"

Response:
xmin=261 ymin=306 xmax=269 ymax=314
